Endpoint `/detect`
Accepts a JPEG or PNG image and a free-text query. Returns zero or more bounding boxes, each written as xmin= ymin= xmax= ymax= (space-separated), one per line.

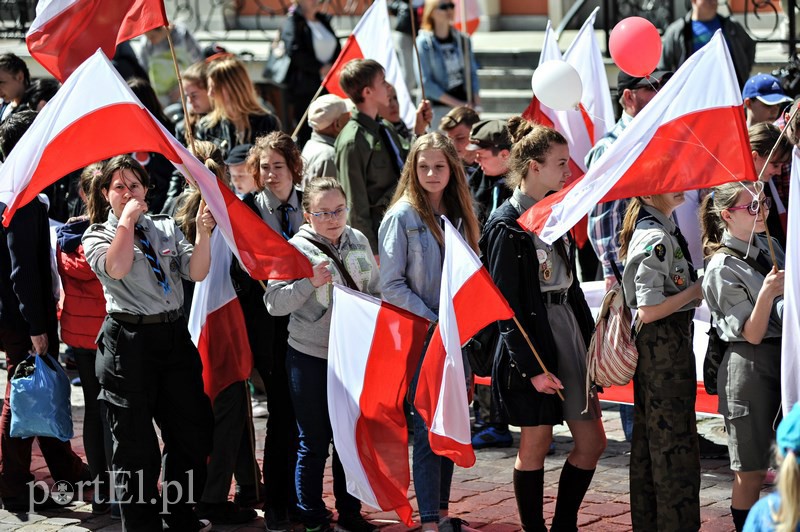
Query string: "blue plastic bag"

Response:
xmin=10 ymin=354 xmax=74 ymax=441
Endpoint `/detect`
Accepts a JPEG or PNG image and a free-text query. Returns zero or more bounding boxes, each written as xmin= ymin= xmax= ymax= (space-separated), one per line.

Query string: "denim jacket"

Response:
xmin=414 ymin=29 xmax=480 ymax=104
xmin=378 ymin=199 xmax=444 ymax=322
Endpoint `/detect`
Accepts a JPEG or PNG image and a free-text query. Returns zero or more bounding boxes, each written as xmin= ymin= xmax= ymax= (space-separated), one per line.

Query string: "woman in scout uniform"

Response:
xmin=700 ymin=181 xmax=785 ymax=531
xmin=82 ymin=155 xmax=215 ymax=532
xmin=480 ymin=125 xmax=604 ymax=532
xmin=378 ymin=132 xmax=480 ymax=532
xmin=265 ymin=177 xmax=380 ymax=532
xmin=619 ymin=191 xmax=703 ymax=531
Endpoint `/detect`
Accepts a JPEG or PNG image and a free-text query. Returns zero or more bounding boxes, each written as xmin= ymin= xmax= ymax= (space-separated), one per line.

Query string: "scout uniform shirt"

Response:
xmin=702 ymin=230 xmax=784 ymax=342
xmin=622 ymin=205 xmax=696 ymax=310
xmin=83 ymin=212 xmax=194 ymax=315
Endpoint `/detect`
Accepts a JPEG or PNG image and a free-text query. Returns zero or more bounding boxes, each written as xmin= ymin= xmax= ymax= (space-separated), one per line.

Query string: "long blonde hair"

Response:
xmin=389 ymin=133 xmax=480 ymax=251
xmin=774 ymin=450 xmax=800 ymax=531
xmin=203 ymin=56 xmax=267 ymax=135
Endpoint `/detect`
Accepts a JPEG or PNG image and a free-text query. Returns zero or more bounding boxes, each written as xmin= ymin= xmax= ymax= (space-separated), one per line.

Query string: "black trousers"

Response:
xmin=96 ymin=315 xmax=213 ymax=532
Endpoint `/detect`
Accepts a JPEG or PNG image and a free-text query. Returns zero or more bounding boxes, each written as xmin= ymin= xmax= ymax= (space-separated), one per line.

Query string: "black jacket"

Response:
xmin=0 ymin=199 xmax=58 ymax=339
xmin=282 ymin=8 xmax=342 ymax=99
xmin=196 ymin=113 xmax=282 ymax=160
xmin=479 ymin=201 xmax=593 ymax=416
xmin=388 ymin=0 xmax=420 ymax=36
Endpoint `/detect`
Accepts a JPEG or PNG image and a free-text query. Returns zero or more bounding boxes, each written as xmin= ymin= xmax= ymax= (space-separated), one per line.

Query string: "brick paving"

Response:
xmin=0 ymin=364 xmax=755 ymax=531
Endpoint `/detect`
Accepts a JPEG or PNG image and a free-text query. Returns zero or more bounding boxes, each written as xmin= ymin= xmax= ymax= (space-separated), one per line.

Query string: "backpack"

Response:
xmin=464 ymin=323 xmax=500 ymax=378
xmin=585 ymin=262 xmax=638 ymax=389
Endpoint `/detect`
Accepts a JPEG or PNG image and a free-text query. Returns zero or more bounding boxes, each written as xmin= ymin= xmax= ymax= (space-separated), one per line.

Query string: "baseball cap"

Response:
xmin=307 ymin=94 xmax=350 ymax=131
xmin=742 ymin=74 xmax=793 ymax=106
xmin=617 ymin=70 xmax=673 ymax=96
xmin=778 ymin=403 xmax=800 ymax=457
xmin=466 ymin=119 xmax=511 ymax=151
xmin=225 ymin=143 xmax=252 ymax=166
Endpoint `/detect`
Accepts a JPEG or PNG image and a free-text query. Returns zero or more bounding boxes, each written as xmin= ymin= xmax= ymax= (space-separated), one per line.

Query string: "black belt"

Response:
xmin=542 ymin=291 xmax=568 ymax=305
xmin=110 ymin=309 xmax=183 ymax=325
xmin=761 ymin=337 xmax=781 ymax=346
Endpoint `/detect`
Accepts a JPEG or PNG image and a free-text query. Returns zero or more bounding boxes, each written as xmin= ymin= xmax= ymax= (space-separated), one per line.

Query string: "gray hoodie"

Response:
xmin=264 ymin=224 xmax=380 ymax=359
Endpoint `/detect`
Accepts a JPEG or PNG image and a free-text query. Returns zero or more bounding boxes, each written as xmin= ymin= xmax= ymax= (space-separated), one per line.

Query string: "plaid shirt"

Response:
xmin=585 ymin=113 xmax=633 ymax=280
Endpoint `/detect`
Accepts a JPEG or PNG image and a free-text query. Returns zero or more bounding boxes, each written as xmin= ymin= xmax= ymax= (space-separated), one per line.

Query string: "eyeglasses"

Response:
xmin=307 ymin=207 xmax=349 ymax=221
xmin=437 ymin=2 xmax=456 ymax=10
xmin=727 ymin=197 xmax=772 ymax=216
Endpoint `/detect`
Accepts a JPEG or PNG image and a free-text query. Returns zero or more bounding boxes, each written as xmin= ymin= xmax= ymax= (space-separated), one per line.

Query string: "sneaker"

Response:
xmin=265 ymin=507 xmax=292 ymax=531
xmin=91 ymin=496 xmax=110 ymax=515
xmin=233 ymin=482 xmax=264 ymax=507
xmin=197 ymin=519 xmax=212 ymax=532
xmin=196 ymin=501 xmax=257 ymax=524
xmin=1 ymin=486 xmax=62 ymax=512
xmin=335 ymin=513 xmax=379 ymax=532
xmin=698 ymin=435 xmax=728 ymax=459
xmin=471 ymin=425 xmax=513 ymax=449
xmin=438 ymin=517 xmax=479 ymax=532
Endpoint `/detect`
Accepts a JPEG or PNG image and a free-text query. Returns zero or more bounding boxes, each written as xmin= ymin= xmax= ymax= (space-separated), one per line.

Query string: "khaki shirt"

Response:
xmin=253 ymin=187 xmax=304 ymax=237
xmin=83 ymin=212 xmax=193 ymax=314
xmin=622 ymin=205 xmax=695 ymax=310
xmin=702 ymin=230 xmax=784 ymax=342
xmin=510 ymin=189 xmax=571 ymax=292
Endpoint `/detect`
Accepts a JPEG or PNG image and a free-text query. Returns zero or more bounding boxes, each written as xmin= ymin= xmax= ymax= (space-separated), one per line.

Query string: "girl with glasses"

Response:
xmin=415 ymin=0 xmax=481 ymax=131
xmin=700 ymin=181 xmax=785 ymax=531
xmin=265 ymin=177 xmax=380 ymax=532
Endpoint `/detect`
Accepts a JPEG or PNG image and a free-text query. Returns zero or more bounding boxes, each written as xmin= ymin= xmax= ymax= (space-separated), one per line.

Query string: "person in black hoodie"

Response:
xmin=0 ymin=110 xmax=88 ymax=512
xmin=281 ymin=0 xmax=342 ymax=146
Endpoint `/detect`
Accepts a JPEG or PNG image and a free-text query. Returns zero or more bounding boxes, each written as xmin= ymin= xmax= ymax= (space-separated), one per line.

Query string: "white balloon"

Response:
xmin=530 ymin=60 xmax=583 ymax=111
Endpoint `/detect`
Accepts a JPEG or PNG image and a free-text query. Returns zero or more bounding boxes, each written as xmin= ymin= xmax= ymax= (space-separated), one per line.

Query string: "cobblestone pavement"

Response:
xmin=0 ymin=364 xmax=751 ymax=531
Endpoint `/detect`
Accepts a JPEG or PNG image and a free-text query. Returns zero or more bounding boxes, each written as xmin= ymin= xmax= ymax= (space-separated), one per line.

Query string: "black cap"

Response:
xmin=466 ymin=119 xmax=512 ymax=151
xmin=225 ymin=143 xmax=252 ymax=166
xmin=617 ymin=70 xmax=673 ymax=96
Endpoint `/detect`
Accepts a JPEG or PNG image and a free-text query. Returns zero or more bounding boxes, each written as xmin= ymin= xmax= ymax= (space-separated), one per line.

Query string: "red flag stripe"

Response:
xmin=322 ymin=34 xmax=362 ymax=98
xmin=197 ymin=298 xmax=252 ymax=402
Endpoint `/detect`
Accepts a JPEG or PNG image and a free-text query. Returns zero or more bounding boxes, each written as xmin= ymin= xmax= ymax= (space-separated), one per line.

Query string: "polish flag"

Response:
xmin=782 ymin=147 xmax=800 ymax=415
xmin=0 ymin=50 xmax=312 ymax=281
xmin=521 ymin=10 xmax=613 ymax=246
xmin=453 ymin=0 xmax=481 ymax=35
xmin=519 ymin=31 xmax=756 ymax=245
xmin=415 ymin=218 xmax=514 ymax=468
xmin=188 ymin=230 xmax=252 ymax=403
xmin=328 ymin=285 xmax=429 ymax=526
xmin=322 ymin=0 xmax=414 ymax=128
xmin=26 ymin=0 xmax=168 ymax=82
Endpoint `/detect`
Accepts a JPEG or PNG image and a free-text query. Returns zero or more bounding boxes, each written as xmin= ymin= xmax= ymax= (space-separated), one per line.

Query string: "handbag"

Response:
xmin=10 ymin=354 xmax=74 ymax=441
xmin=263 ymin=38 xmax=291 ymax=85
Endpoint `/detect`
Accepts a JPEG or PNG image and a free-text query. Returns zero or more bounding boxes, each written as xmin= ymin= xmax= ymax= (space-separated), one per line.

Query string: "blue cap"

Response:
xmin=777 ymin=403 xmax=800 ymax=457
xmin=742 ymin=74 xmax=793 ymax=106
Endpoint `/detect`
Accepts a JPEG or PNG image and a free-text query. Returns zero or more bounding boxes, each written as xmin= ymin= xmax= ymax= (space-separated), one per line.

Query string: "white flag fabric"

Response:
xmin=783 ymin=147 xmax=800 ymax=415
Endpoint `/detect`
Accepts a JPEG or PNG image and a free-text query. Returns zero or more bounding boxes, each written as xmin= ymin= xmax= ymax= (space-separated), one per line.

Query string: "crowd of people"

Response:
xmin=0 ymin=0 xmax=798 ymax=531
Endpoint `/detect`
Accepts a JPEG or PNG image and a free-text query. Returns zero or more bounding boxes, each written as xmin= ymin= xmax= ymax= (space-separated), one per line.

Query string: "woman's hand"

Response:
xmin=760 ymin=267 xmax=785 ymax=301
xmin=688 ymin=282 xmax=704 ymax=302
xmin=120 ymin=198 xmax=148 ymax=225
xmin=531 ymin=373 xmax=563 ymax=395
xmin=310 ymin=261 xmax=332 ymax=287
xmin=195 ymin=199 xmax=216 ymax=237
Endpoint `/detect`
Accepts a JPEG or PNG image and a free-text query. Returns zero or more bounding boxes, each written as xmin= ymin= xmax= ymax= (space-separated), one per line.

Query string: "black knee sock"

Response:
xmin=731 ymin=506 xmax=750 ymax=532
xmin=551 ymin=461 xmax=596 ymax=532
xmin=513 ymin=468 xmax=546 ymax=532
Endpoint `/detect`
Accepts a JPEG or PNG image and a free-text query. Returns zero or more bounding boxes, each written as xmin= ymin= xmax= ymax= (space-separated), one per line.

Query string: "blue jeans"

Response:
xmin=286 ymin=346 xmax=360 ymax=528
xmin=410 ymin=348 xmax=455 ymax=524
xmin=620 ymin=404 xmax=634 ymax=442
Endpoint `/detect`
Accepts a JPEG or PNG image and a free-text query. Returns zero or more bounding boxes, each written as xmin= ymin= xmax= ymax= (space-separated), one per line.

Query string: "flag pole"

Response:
xmin=458 ymin=1 xmax=472 ymax=106
xmin=164 ymin=24 xmax=198 ymax=155
xmin=409 ymin=4 xmax=426 ymax=102
xmin=511 ymin=315 xmax=565 ymax=401
xmin=755 ymin=103 xmax=799 ymax=269
xmin=243 ymin=381 xmax=261 ymax=490
xmin=292 ymin=83 xmax=327 ymax=140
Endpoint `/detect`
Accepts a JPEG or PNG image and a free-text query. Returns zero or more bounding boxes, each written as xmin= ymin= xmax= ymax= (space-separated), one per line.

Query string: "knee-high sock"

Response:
xmin=551 ymin=461 xmax=595 ymax=532
xmin=513 ymin=468 xmax=546 ymax=532
xmin=731 ymin=506 xmax=750 ymax=532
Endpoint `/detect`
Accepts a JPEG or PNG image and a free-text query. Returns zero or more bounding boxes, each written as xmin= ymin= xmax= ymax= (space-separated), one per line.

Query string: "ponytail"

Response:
xmin=700 ymin=182 xmax=756 ymax=259
xmin=618 ymin=197 xmax=643 ymax=261
xmin=775 ymin=450 xmax=800 ymax=532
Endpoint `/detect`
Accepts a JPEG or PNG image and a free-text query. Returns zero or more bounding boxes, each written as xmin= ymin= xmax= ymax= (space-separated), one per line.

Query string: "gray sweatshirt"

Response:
xmin=264 ymin=224 xmax=380 ymax=359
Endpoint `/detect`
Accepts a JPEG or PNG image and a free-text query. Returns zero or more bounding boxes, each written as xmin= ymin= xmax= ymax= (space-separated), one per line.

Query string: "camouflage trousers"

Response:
xmin=630 ymin=311 xmax=700 ymax=532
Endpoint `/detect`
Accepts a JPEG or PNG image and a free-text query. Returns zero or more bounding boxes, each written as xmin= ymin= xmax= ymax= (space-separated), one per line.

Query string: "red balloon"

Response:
xmin=609 ymin=17 xmax=663 ymax=78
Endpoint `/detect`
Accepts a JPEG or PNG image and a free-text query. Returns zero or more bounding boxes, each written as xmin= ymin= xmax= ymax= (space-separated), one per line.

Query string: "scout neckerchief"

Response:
xmin=134 ymin=223 xmax=171 ymax=295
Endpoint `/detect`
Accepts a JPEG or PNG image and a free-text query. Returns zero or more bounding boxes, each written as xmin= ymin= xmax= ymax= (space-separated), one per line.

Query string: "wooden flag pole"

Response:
xmin=164 ymin=24 xmax=198 ymax=156
xmin=511 ymin=315 xmax=565 ymax=401
xmin=409 ymin=4 xmax=426 ymax=102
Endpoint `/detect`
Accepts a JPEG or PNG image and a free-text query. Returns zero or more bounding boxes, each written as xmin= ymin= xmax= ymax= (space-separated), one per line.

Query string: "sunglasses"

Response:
xmin=727 ymin=197 xmax=772 ymax=216
xmin=437 ymin=2 xmax=456 ymax=10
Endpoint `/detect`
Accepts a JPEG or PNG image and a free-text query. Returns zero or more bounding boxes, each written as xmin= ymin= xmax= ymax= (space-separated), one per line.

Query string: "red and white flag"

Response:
xmin=188 ymin=230 xmax=253 ymax=403
xmin=521 ymin=11 xmax=612 ymax=247
xmin=26 ymin=0 xmax=168 ymax=81
xmin=453 ymin=0 xmax=481 ymax=35
xmin=782 ymin=147 xmax=800 ymax=416
xmin=519 ymin=31 xmax=756 ymax=245
xmin=328 ymin=286 xmax=429 ymax=526
xmin=322 ymin=0 xmax=414 ymax=128
xmin=415 ymin=218 xmax=514 ymax=468
xmin=0 ymin=50 xmax=312 ymax=281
